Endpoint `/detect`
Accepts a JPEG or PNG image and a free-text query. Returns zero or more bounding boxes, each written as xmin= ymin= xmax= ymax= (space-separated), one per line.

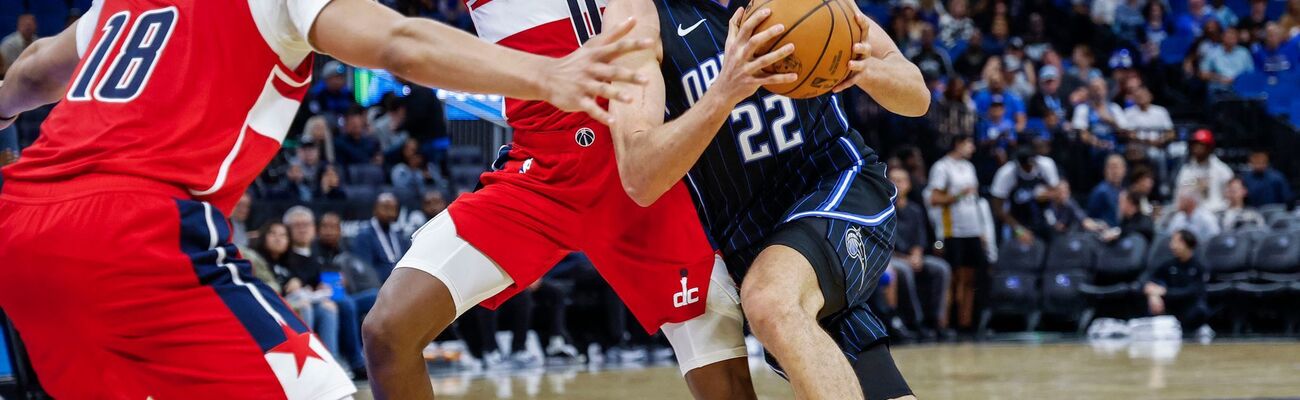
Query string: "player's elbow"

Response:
xmin=378 ymin=19 xmax=433 ymax=77
xmin=622 ymin=176 xmax=664 ymax=207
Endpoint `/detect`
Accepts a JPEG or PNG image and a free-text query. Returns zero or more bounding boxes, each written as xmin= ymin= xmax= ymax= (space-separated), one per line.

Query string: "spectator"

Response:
xmin=1072 ymin=78 xmax=1128 ymax=158
xmin=1242 ymin=150 xmax=1293 ymax=207
xmin=982 ymin=15 xmax=1013 ymax=56
xmin=1113 ymin=0 xmax=1147 ymax=44
xmin=1175 ymin=0 xmax=1216 ymax=37
xmin=1252 ymin=23 xmax=1299 ymax=77
xmin=990 ymin=148 xmax=1062 ymax=241
xmin=1128 ymin=168 xmax=1158 ymax=216
xmin=390 ymin=139 xmax=444 ymax=196
xmin=1091 ymin=0 xmax=1120 ymax=26
xmin=303 ymin=115 xmax=337 ymax=163
xmin=305 ymin=61 xmax=357 ymax=117
xmin=973 ymin=68 xmax=1027 ymax=133
xmin=334 ymin=107 xmax=381 ymax=167
xmin=1175 ymin=129 xmax=1233 ymax=212
xmin=1165 ymin=191 xmax=1222 ymax=241
xmin=284 ymin=207 xmax=366 ymax=374
xmin=400 ymin=190 xmax=448 ymax=235
xmin=1022 ymin=13 xmax=1053 ymax=62
xmin=1139 ymin=1 xmax=1170 ymax=64
xmin=1238 ymin=0 xmax=1271 ymax=42
xmin=0 ymin=14 xmax=35 ymax=73
xmin=1027 ymin=65 xmax=1068 ymax=135
xmin=1066 ymin=44 xmax=1102 ymax=92
xmin=1208 ymin=0 xmax=1239 ymax=28
xmin=1219 ymin=177 xmax=1267 ymax=230
xmin=316 ymin=212 xmax=376 ymax=377
xmin=1124 ymin=87 xmax=1175 ymax=191
xmin=371 ymin=94 xmax=409 ymax=153
xmin=292 ymin=141 xmax=326 ymax=187
xmin=264 ymin=163 xmax=315 ymax=202
xmin=253 ymin=222 xmax=340 ymax=360
xmin=887 ymin=168 xmax=953 ymax=341
xmin=1003 ymin=38 xmax=1037 ymax=100
xmin=954 ymin=30 xmax=991 ymax=80
xmin=1283 ymin=0 xmax=1300 ymax=37
xmin=1107 ymin=50 xmax=1140 ymax=105
xmin=926 ymin=135 xmax=990 ymax=331
xmin=939 ymin=0 xmax=977 ymax=48
xmin=1199 ymin=26 xmax=1255 ymax=95
xmin=928 ymin=77 xmax=977 ymax=152
xmin=1088 ymin=154 xmax=1128 ymax=227
xmin=352 ymin=193 xmax=412 ymax=283
xmin=231 ymin=193 xmax=253 ymax=247
xmin=1143 ymin=230 xmax=1212 ymax=337
xmin=974 ymin=95 xmax=1018 ymax=163
xmin=1107 ymin=190 xmax=1156 ymax=242
xmin=909 ymin=24 xmax=955 ymax=82
xmin=1046 ymin=181 xmax=1097 ymax=236
xmin=317 ymin=165 xmax=348 ymax=200
xmin=891 ymin=0 xmax=927 ymax=49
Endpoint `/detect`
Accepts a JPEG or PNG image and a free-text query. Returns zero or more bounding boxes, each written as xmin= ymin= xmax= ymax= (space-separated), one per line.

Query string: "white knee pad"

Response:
xmin=395 ymin=211 xmax=514 ymax=317
xmin=661 ymin=255 xmax=748 ymax=376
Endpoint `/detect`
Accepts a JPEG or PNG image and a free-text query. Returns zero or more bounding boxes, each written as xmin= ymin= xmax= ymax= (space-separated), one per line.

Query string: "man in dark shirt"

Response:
xmin=887 ymin=169 xmax=953 ymax=340
xmin=334 ymin=107 xmax=381 ymax=167
xmin=1242 ymin=150 xmax=1292 ymax=207
xmin=1143 ymin=230 xmax=1210 ymax=334
xmin=908 ymin=25 xmax=955 ymax=82
xmin=1114 ymin=190 xmax=1155 ymax=242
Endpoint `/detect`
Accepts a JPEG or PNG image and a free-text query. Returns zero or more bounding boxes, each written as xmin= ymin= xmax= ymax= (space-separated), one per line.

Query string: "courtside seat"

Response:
xmin=1247 ymin=231 xmax=1300 ymax=284
xmin=1268 ymin=215 xmax=1300 ymax=232
xmin=1041 ymin=232 xmax=1097 ymax=318
xmin=1200 ymin=232 xmax=1256 ymax=293
xmin=979 ymin=238 xmax=1046 ymax=337
xmin=1080 ymin=234 xmax=1150 ymax=297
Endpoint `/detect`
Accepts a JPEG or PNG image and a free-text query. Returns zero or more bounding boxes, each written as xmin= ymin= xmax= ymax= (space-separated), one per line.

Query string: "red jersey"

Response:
xmin=465 ymin=0 xmax=608 ymax=131
xmin=2 ymin=0 xmax=328 ymax=215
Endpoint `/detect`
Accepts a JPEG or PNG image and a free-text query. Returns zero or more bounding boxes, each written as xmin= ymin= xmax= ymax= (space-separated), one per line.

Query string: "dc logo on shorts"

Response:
xmin=575 ymin=127 xmax=596 ymax=147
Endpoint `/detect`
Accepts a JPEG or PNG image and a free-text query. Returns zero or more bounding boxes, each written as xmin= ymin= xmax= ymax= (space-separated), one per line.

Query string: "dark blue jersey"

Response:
xmin=655 ymin=0 xmax=895 ymax=280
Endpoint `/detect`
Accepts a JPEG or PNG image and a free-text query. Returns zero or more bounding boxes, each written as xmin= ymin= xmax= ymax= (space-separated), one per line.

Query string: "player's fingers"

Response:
xmin=579 ymin=97 xmax=614 ymax=125
xmin=832 ymin=72 xmax=860 ymax=92
xmin=746 ymin=43 xmax=794 ymax=73
xmin=846 ymin=59 xmax=867 ymax=72
xmin=746 ymin=24 xmax=785 ymax=52
xmin=587 ymin=64 xmax=648 ymax=85
xmin=736 ymin=8 xmax=770 ymax=41
xmin=591 ymin=17 xmax=637 ymax=46
xmin=727 ymin=7 xmax=744 ymax=43
xmin=753 ymin=73 xmax=798 ymax=86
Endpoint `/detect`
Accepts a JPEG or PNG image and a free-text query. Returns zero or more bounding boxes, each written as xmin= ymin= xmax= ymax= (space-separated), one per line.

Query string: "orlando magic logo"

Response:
xmin=575 ymin=127 xmax=596 ymax=147
xmin=845 ymin=227 xmax=869 ymax=275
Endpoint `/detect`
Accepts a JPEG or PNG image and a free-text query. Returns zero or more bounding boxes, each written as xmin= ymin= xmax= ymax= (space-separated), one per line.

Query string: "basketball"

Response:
xmin=743 ymin=0 xmax=862 ymax=99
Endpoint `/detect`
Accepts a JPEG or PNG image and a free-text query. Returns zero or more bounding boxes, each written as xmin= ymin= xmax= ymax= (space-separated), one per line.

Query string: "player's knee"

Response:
xmin=741 ymin=286 xmax=807 ymax=342
xmin=362 ymin=308 xmax=413 ymax=356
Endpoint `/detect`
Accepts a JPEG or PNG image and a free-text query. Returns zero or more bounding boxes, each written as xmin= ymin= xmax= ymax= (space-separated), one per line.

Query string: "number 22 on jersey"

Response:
xmin=68 ymin=7 xmax=178 ymax=103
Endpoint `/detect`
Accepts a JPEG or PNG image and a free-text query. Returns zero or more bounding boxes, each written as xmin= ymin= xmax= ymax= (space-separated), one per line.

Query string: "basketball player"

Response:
xmin=604 ymin=0 xmax=929 ymax=398
xmin=0 ymin=0 xmax=652 ymax=397
xmin=361 ymin=1 xmax=795 ymax=398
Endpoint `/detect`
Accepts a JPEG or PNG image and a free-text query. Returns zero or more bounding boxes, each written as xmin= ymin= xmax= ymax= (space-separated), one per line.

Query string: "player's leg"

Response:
xmin=661 ymin=256 xmax=756 ymax=400
xmin=742 ymin=244 xmax=864 ymax=399
xmin=363 ymin=212 xmax=516 ymax=399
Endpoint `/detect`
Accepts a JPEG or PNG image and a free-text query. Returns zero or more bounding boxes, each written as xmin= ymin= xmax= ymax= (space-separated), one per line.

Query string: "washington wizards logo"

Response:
xmin=575 ymin=127 xmax=596 ymax=147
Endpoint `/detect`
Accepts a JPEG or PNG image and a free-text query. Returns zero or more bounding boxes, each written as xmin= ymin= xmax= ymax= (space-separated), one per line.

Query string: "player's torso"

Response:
xmin=655 ymin=0 xmax=877 ymax=257
xmin=3 ymin=0 xmax=312 ymax=213
xmin=465 ymin=0 xmax=607 ymax=131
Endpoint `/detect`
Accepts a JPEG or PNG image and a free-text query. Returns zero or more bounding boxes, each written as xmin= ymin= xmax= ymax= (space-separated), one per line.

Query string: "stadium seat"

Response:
xmin=1268 ymin=215 xmax=1300 ymax=232
xmin=1078 ymin=234 xmax=1148 ymax=328
xmin=1259 ymin=204 xmax=1289 ymax=224
xmin=978 ymin=238 xmax=1046 ymax=337
xmin=1247 ymin=231 xmax=1300 ymax=283
xmin=1230 ymin=231 xmax=1299 ymax=334
xmin=343 ymin=184 xmax=378 ymax=203
xmin=346 ymin=164 xmax=386 ymax=186
xmin=447 ymin=145 xmax=485 ymax=167
xmin=1199 ymin=232 xmax=1255 ymax=294
xmin=1040 ymin=232 xmax=1096 ymax=319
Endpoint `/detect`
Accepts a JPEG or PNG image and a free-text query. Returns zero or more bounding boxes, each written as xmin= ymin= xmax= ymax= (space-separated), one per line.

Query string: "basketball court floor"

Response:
xmin=353 ymin=339 xmax=1300 ymax=399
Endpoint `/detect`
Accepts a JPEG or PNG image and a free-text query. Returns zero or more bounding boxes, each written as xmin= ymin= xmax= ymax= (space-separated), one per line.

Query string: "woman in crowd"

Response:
xmin=253 ymin=222 xmax=341 ymax=358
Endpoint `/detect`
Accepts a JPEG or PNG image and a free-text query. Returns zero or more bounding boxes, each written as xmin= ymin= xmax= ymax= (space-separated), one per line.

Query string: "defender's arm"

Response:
xmin=0 ymin=22 xmax=81 ymax=127
xmin=312 ymin=0 xmax=650 ymax=123
xmin=833 ymin=13 xmax=929 ymax=117
xmin=605 ymin=0 xmax=794 ymax=206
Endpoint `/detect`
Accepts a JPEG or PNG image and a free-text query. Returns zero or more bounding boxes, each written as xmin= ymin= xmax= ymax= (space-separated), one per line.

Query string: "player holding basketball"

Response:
xmin=603 ymin=0 xmax=928 ymax=398
xmin=361 ymin=0 xmax=801 ymax=398
xmin=0 ymin=0 xmax=651 ymax=397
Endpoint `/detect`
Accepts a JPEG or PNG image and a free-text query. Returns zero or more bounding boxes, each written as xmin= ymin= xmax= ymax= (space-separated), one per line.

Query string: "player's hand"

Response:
xmin=712 ymin=7 xmax=798 ymax=106
xmin=1147 ymin=295 xmax=1165 ymax=315
xmin=833 ymin=12 xmax=872 ymax=93
xmin=541 ymin=18 xmax=653 ymax=124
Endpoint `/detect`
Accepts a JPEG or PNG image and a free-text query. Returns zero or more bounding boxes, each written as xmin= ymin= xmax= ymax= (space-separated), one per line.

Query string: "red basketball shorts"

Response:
xmin=0 ymin=175 xmax=355 ymax=399
xmin=445 ymin=124 xmax=717 ymax=331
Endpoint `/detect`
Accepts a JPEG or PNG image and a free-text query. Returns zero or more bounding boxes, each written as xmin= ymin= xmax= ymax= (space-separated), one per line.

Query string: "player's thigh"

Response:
xmin=662 ymin=255 xmax=749 ymax=375
xmin=373 ymin=211 xmax=514 ymax=340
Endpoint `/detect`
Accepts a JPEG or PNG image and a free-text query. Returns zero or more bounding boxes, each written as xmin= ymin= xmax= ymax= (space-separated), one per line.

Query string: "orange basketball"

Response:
xmin=742 ymin=0 xmax=862 ymax=99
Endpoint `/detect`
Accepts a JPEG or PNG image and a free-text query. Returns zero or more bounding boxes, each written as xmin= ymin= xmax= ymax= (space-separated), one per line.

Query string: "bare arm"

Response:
xmin=606 ymin=0 xmax=794 ymax=206
xmin=311 ymin=0 xmax=650 ymax=123
xmin=833 ymin=13 xmax=929 ymax=117
xmin=0 ymin=23 xmax=80 ymax=128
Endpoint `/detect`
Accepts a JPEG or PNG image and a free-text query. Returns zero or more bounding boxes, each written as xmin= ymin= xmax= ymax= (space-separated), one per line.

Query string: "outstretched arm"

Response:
xmin=605 ymin=0 xmax=795 ymax=206
xmin=0 ymin=22 xmax=80 ymax=129
xmin=312 ymin=0 xmax=650 ymax=123
xmin=832 ymin=12 xmax=929 ymax=117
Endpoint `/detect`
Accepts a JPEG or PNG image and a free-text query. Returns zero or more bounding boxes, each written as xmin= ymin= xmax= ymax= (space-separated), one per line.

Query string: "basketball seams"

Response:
xmin=776 ymin=0 xmax=835 ymax=98
xmin=753 ymin=0 xmax=830 ymax=57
